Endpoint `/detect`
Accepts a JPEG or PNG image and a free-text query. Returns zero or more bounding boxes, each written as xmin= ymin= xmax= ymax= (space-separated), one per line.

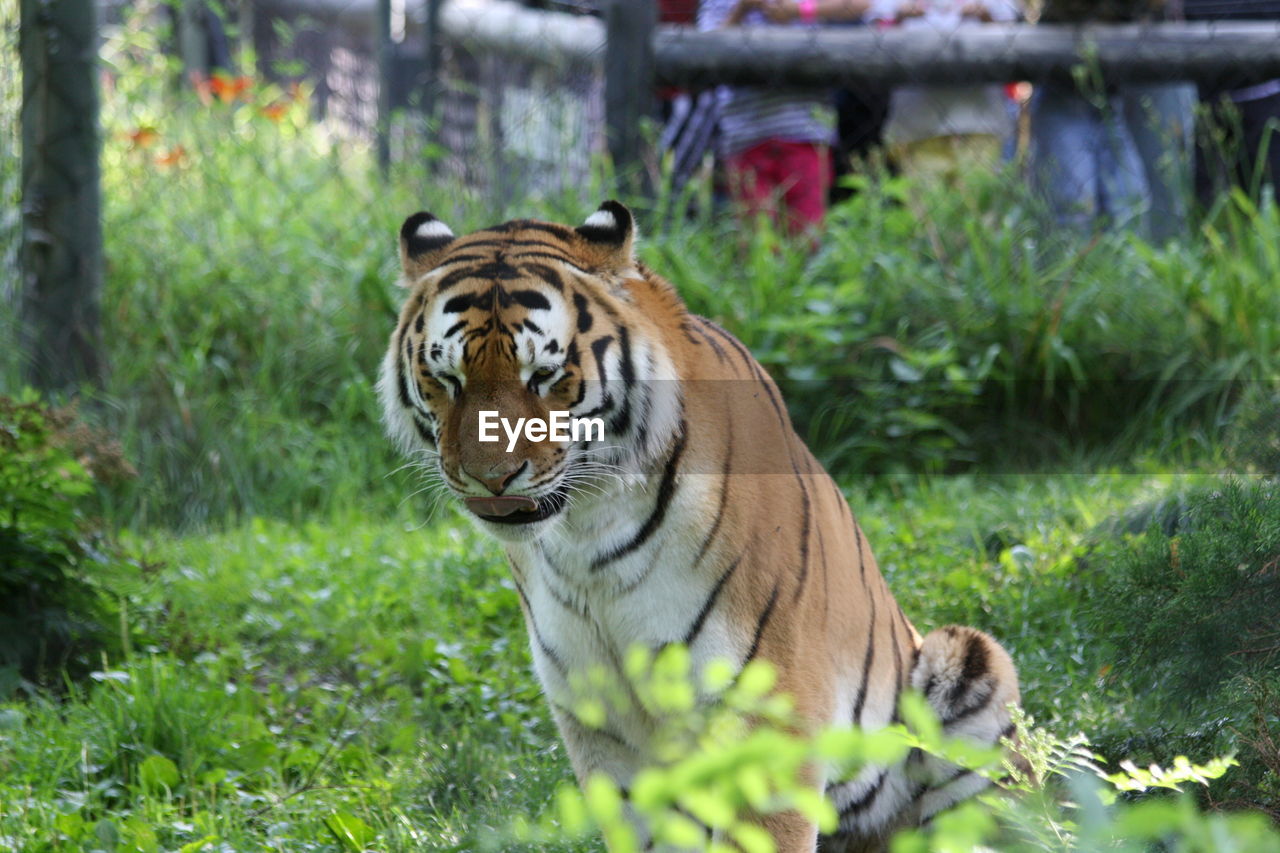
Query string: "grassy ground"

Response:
xmin=2 ymin=471 xmax=1213 ymax=851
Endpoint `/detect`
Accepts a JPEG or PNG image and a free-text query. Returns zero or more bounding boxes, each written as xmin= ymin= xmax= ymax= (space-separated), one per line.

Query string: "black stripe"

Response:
xmin=590 ymin=335 xmax=614 ymax=384
xmin=511 ymin=289 xmax=551 ymax=311
xmin=856 ymin=523 xmax=867 ymax=580
xmin=442 ymin=293 xmax=479 ymax=313
xmin=609 ymin=327 xmax=635 ymax=435
xmin=910 ymin=768 xmax=973 ymax=807
xmin=459 ymin=236 xmax=571 ymax=252
xmin=452 ymin=235 xmax=575 ymax=254
xmin=537 ymin=542 xmax=580 ymax=592
xmin=691 ymin=431 xmax=734 ymax=569
xmin=792 ymin=468 xmax=811 ymax=604
xmin=513 ymin=222 xmax=575 ymax=240
xmin=429 ymin=252 xmax=489 ymax=266
xmin=700 ymin=318 xmax=789 ymax=430
xmin=850 ymin=595 xmax=878 ymax=725
xmin=395 ymin=362 xmax=413 ymax=409
xmin=568 ymin=373 xmax=587 ymax=408
xmin=443 ymin=320 xmax=466 ymax=339
xmin=412 ymin=415 xmax=436 ymax=446
xmin=683 ymin=555 xmax=743 ymax=646
xmin=690 ymin=320 xmax=728 ymax=362
xmin=573 ymin=291 xmax=593 ymax=333
xmin=551 ymin=703 xmax=637 ymax=753
xmin=617 ymin=326 xmax=636 ymax=384
xmin=591 ymin=427 xmax=687 ymax=570
xmin=512 ymin=579 xmax=567 ymax=676
xmin=524 ymin=319 xmax=542 ymax=335
xmin=582 ymin=285 xmax=622 ymax=322
xmin=632 ymin=361 xmax=653 ymax=454
xmin=522 ymin=262 xmax=566 ymax=291
xmin=509 ymin=250 xmax=587 ymax=270
xmin=743 ymin=582 xmax=780 ymax=666
xmin=918 ymin=770 xmax=984 ymax=823
xmin=888 ymin=610 xmax=905 ymax=724
xmin=942 ymin=686 xmax=996 ymax=728
xmin=948 ymin=634 xmax=990 ymax=709
xmin=838 ymin=770 xmax=887 ymax=819
xmin=435 ymin=267 xmax=480 ymax=292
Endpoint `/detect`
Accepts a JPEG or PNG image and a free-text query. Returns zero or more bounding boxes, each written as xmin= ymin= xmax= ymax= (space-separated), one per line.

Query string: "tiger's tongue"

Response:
xmin=465 ymin=496 xmax=538 ymax=517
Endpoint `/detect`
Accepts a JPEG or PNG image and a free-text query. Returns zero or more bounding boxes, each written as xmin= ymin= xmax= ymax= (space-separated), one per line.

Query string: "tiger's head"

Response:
xmin=377 ymin=201 xmax=683 ymax=541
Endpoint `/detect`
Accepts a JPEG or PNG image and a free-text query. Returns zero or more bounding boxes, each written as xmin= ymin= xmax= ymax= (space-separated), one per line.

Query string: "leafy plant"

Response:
xmin=492 ymin=647 xmax=1253 ymax=853
xmin=0 ymin=392 xmax=136 ymax=695
xmin=1085 ymin=479 xmax=1280 ymax=819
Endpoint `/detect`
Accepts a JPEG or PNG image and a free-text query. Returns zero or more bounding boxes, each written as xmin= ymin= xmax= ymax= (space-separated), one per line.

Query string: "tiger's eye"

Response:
xmin=533 ymin=366 xmax=556 ymax=381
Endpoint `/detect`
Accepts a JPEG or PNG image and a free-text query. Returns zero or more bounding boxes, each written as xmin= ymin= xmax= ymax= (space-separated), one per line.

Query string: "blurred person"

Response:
xmin=699 ymin=0 xmax=871 ymax=236
xmin=1030 ymin=0 xmax=1197 ymax=241
xmin=1183 ymin=0 xmax=1280 ymax=205
xmin=868 ymin=0 xmax=1023 ymax=184
xmin=658 ymin=0 xmax=720 ymax=197
xmin=828 ymin=15 xmax=893 ymax=204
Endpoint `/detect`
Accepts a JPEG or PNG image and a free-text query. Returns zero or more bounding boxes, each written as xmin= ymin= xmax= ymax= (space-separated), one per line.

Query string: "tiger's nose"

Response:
xmin=464 ymin=459 xmax=528 ymax=495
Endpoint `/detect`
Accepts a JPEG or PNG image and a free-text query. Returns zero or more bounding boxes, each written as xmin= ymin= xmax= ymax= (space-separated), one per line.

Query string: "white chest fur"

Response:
xmin=506 ymin=471 xmax=744 ymax=714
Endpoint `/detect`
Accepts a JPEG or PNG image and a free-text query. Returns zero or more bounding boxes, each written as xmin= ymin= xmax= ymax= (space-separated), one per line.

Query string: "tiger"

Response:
xmin=377 ymin=201 xmax=1022 ymax=852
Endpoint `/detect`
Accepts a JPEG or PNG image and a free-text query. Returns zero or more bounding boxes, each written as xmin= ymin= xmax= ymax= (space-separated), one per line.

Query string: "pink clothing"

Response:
xmin=725 ymin=140 xmax=831 ymax=235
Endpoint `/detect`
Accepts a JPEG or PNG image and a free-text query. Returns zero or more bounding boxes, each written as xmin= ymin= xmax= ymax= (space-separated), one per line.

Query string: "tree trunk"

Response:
xmin=20 ymin=0 xmax=104 ymax=393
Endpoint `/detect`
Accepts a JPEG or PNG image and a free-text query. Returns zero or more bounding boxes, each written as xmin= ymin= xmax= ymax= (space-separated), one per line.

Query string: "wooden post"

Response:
xmin=377 ymin=0 xmax=393 ymax=172
xmin=604 ymin=0 xmax=656 ymax=195
xmin=176 ymin=0 xmax=211 ymax=78
xmin=422 ymin=0 xmax=443 ymax=130
xmin=20 ymin=0 xmax=104 ymax=392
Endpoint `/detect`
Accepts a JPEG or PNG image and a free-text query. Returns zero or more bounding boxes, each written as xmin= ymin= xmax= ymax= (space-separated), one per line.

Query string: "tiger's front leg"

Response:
xmin=556 ymin=706 xmax=826 ymax=853
xmin=551 ymin=707 xmax=668 ymax=850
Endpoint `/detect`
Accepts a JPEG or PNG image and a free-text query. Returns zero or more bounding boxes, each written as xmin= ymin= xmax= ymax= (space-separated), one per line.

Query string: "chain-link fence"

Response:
xmin=434 ymin=0 xmax=606 ymax=201
xmin=400 ymin=0 xmax=1280 ymax=243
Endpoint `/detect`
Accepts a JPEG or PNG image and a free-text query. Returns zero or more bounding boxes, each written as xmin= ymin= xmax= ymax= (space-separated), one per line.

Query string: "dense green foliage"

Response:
xmin=659 ymin=175 xmax=1280 ymax=475
xmin=1085 ymin=480 xmax=1280 ymax=819
xmin=0 ymin=394 xmax=136 ymax=694
xmin=0 ymin=518 xmax=578 ymax=852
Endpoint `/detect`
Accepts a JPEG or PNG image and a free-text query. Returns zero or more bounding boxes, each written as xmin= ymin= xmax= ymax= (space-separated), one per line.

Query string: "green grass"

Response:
xmin=2 ymin=473 xmax=1221 ymax=851
xmin=0 ymin=512 xmax=595 ymax=851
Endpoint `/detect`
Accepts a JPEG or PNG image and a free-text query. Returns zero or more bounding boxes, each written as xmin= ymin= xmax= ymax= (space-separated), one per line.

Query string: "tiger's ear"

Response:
xmin=399 ymin=211 xmax=455 ymax=282
xmin=574 ymin=201 xmax=637 ymax=274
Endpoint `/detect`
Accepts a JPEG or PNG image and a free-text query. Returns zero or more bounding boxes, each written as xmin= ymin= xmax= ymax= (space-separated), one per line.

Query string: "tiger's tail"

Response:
xmin=908 ymin=625 xmax=1025 ymax=823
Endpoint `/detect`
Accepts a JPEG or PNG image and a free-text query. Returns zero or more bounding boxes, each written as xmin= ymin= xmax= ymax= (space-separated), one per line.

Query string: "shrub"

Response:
xmin=0 ymin=392 xmax=136 ymax=696
xmin=657 ymin=172 xmax=1280 ymax=476
xmin=494 ymin=647 xmax=1259 ymax=853
xmin=1085 ymin=479 xmax=1280 ymax=820
xmin=1227 ymin=382 xmax=1280 ymax=476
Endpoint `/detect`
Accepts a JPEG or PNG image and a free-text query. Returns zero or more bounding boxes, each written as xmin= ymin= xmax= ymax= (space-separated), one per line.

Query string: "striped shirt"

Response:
xmin=697 ymin=0 xmax=836 ymax=157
